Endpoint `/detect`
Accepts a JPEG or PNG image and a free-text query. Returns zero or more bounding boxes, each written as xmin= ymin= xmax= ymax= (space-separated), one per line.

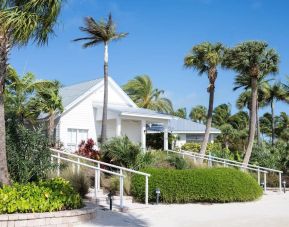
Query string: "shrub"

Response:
xmin=6 ymin=123 xmax=53 ymax=183
xmin=76 ymin=138 xmax=100 ymax=160
xmin=0 ymin=178 xmax=82 ymax=214
xmin=101 ymin=136 xmax=152 ymax=169
xmin=131 ymin=167 xmax=262 ymax=203
xmin=102 ymin=174 xmax=132 ymax=196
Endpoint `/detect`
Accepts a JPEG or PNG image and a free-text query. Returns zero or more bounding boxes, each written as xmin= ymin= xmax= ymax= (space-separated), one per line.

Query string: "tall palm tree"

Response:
xmin=189 ymin=105 xmax=207 ymax=123
xmin=223 ymin=41 xmax=279 ymax=165
xmin=74 ymin=14 xmax=127 ymax=144
xmin=32 ymin=81 xmax=64 ymax=143
xmin=184 ymin=42 xmax=224 ymax=156
xmin=123 ymin=75 xmax=173 ymax=113
xmin=263 ymin=82 xmax=287 ymax=145
xmin=0 ymin=0 xmax=63 ymax=185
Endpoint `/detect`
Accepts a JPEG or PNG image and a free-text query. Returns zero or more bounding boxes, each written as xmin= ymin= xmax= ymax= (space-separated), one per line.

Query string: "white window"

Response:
xmin=67 ymin=128 xmax=88 ymax=151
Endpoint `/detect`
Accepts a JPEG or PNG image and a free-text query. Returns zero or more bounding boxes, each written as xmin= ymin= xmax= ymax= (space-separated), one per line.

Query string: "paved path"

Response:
xmin=78 ymin=192 xmax=289 ymax=227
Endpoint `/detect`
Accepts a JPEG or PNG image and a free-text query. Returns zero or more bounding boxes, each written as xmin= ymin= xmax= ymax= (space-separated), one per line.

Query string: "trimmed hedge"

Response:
xmin=0 ymin=178 xmax=83 ymax=214
xmin=131 ymin=167 xmax=263 ymax=203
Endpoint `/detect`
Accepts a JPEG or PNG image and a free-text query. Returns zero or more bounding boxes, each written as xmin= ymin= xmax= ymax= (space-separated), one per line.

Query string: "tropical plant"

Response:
xmin=101 ymin=136 xmax=153 ymax=169
xmin=4 ymin=67 xmax=55 ymax=123
xmin=173 ymin=107 xmax=187 ymax=119
xmin=262 ymin=82 xmax=288 ymax=145
xmin=74 ymin=14 xmax=127 ymax=143
xmin=76 ymin=138 xmax=100 ymax=160
xmin=32 ymin=80 xmax=64 ymax=142
xmin=189 ymin=105 xmax=207 ymax=123
xmin=0 ymin=0 xmax=63 ymax=185
xmin=123 ymin=75 xmax=173 ymax=113
xmin=212 ymin=103 xmax=231 ymax=127
xmin=222 ymin=41 xmax=279 ymax=165
xmin=184 ymin=42 xmax=224 ymax=156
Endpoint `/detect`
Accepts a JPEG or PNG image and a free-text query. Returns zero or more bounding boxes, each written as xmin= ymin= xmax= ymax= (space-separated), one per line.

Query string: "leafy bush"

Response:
xmin=6 ymin=123 xmax=53 ymax=183
xmin=102 ymin=174 xmax=132 ymax=196
xmin=0 ymin=178 xmax=82 ymax=214
xmin=101 ymin=136 xmax=153 ymax=169
xmin=131 ymin=167 xmax=262 ymax=203
xmin=76 ymin=138 xmax=100 ymax=160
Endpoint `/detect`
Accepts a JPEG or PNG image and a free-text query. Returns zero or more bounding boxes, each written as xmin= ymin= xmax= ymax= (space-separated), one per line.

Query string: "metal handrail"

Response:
xmin=179 ymin=149 xmax=282 ymax=173
xmin=50 ymin=148 xmax=150 ymax=208
xmin=167 ymin=149 xmax=283 ymax=192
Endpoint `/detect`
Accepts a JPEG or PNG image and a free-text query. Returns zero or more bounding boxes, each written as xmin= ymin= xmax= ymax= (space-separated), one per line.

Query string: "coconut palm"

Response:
xmin=74 ymin=14 xmax=127 ymax=144
xmin=123 ymin=75 xmax=173 ymax=113
xmin=223 ymin=41 xmax=279 ymax=165
xmin=263 ymin=82 xmax=287 ymax=145
xmin=32 ymin=81 xmax=64 ymax=143
xmin=189 ymin=105 xmax=207 ymax=123
xmin=184 ymin=42 xmax=224 ymax=156
xmin=0 ymin=0 xmax=63 ymax=185
xmin=173 ymin=107 xmax=187 ymax=119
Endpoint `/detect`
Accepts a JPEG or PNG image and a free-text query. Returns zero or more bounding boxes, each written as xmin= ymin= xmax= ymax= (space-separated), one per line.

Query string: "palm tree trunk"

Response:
xmin=48 ymin=112 xmax=55 ymax=144
xmin=256 ymin=101 xmax=260 ymax=144
xmin=243 ymin=77 xmax=258 ymax=166
xmin=200 ymin=76 xmax=215 ymax=155
xmin=0 ymin=33 xmax=10 ymax=185
xmin=100 ymin=41 xmax=109 ymax=144
xmin=271 ymin=100 xmax=275 ymax=146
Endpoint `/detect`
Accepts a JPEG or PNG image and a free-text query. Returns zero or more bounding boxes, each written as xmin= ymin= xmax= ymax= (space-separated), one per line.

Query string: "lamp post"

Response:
xmin=283 ymin=181 xmax=286 ymax=193
xmin=108 ymin=191 xmax=113 ymax=210
xmin=155 ymin=188 xmax=160 ymax=205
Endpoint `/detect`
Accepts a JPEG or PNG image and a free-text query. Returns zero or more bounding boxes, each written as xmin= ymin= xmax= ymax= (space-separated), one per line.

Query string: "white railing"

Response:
xmin=167 ymin=149 xmax=283 ymax=192
xmin=50 ymin=148 xmax=150 ymax=208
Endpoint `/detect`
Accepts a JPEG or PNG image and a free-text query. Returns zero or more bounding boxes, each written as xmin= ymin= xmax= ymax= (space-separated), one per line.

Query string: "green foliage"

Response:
xmin=131 ymin=168 xmax=262 ymax=203
xmin=189 ymin=105 xmax=207 ymax=123
xmin=6 ymin=122 xmax=53 ymax=183
xmin=101 ymin=136 xmax=153 ymax=169
xmin=60 ymin=168 xmax=90 ymax=198
xmin=0 ymin=178 xmax=82 ymax=214
xmin=123 ymin=75 xmax=173 ymax=113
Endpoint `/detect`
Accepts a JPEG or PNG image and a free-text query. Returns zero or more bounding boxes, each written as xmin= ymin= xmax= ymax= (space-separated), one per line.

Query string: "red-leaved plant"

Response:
xmin=76 ymin=138 xmax=100 ymax=160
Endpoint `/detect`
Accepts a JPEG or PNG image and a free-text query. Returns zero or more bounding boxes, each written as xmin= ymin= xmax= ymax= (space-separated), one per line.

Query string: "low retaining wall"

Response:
xmin=0 ymin=203 xmax=96 ymax=227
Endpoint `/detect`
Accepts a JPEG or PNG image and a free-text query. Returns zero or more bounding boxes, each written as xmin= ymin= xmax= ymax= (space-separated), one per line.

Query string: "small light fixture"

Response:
xmin=283 ymin=181 xmax=286 ymax=193
xmin=260 ymin=182 xmax=265 ymax=190
xmin=108 ymin=191 xmax=113 ymax=210
xmin=155 ymin=188 xmax=161 ymax=205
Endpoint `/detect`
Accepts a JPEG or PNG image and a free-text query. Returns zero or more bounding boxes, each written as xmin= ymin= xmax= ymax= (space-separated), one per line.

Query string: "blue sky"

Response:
xmin=10 ymin=0 xmax=289 ymax=115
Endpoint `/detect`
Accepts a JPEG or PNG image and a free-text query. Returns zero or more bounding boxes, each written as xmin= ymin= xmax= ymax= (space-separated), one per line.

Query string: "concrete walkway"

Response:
xmin=77 ymin=192 xmax=289 ymax=227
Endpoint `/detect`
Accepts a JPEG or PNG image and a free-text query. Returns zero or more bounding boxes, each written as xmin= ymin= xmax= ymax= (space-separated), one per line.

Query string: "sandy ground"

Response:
xmin=78 ymin=191 xmax=289 ymax=227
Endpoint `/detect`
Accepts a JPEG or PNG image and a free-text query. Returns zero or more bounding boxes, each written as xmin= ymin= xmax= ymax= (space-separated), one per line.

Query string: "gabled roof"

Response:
xmin=147 ymin=117 xmax=221 ymax=134
xmin=60 ymin=79 xmax=102 ymax=108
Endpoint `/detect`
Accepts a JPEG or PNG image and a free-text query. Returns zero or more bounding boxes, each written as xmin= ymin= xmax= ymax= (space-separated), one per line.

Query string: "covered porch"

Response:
xmin=94 ymin=105 xmax=171 ymax=151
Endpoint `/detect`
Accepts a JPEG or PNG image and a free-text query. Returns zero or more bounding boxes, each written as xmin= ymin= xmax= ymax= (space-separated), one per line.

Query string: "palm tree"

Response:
xmin=189 ymin=105 xmax=207 ymax=123
xmin=0 ymin=0 xmax=63 ymax=185
xmin=223 ymin=41 xmax=279 ymax=165
xmin=74 ymin=14 xmax=127 ymax=144
xmin=123 ymin=75 xmax=173 ymax=113
xmin=184 ymin=42 xmax=224 ymax=156
xmin=4 ymin=67 xmax=54 ymax=123
xmin=173 ymin=107 xmax=187 ymax=119
xmin=212 ymin=103 xmax=231 ymax=127
xmin=263 ymin=82 xmax=287 ymax=145
xmin=32 ymin=81 xmax=64 ymax=143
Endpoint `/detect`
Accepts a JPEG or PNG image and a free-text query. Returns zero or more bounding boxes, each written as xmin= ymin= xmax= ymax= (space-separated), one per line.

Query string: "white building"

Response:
xmin=53 ymin=77 xmax=220 ymax=151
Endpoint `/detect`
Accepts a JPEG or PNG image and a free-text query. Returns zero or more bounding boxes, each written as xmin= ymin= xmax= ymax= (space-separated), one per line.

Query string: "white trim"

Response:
xmin=171 ymin=130 xmax=221 ymax=134
xmin=121 ymin=112 xmax=171 ymax=120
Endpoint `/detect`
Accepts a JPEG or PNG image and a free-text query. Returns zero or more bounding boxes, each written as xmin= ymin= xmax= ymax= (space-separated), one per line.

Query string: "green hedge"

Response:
xmin=131 ymin=167 xmax=263 ymax=203
xmin=0 ymin=178 xmax=83 ymax=214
